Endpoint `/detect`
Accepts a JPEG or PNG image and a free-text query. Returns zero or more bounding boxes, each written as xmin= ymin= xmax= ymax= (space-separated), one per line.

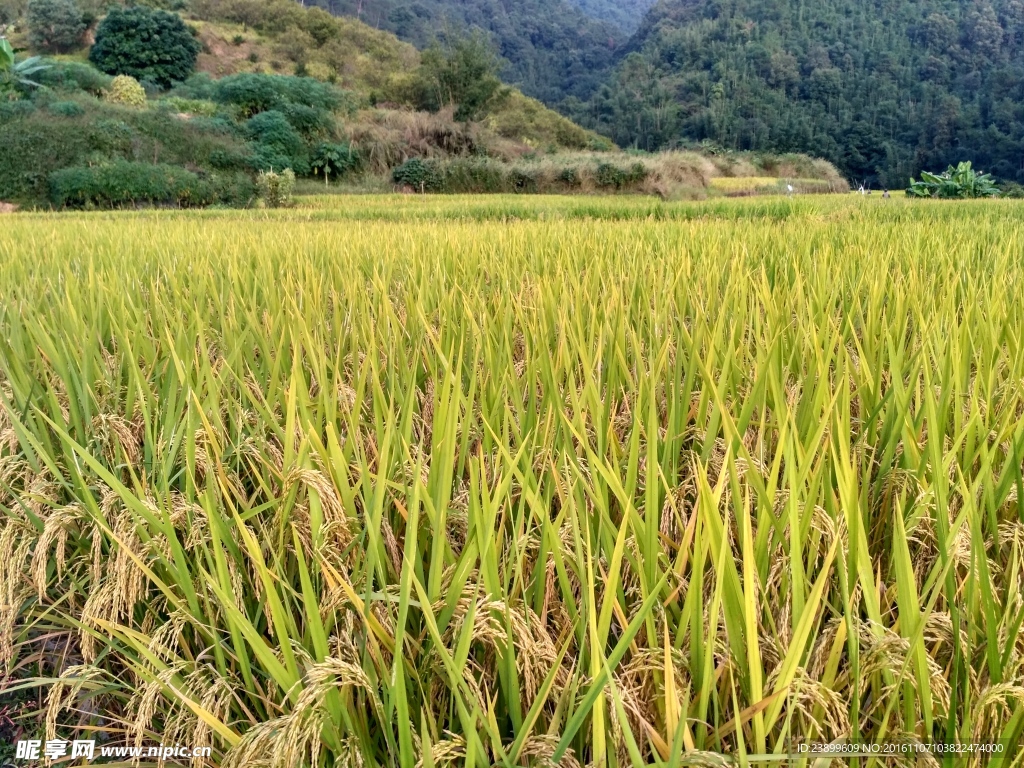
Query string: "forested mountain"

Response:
xmin=566 ymin=0 xmax=658 ymax=34
xmin=305 ymin=0 xmax=623 ymax=103
xmin=576 ymin=0 xmax=1024 ymax=185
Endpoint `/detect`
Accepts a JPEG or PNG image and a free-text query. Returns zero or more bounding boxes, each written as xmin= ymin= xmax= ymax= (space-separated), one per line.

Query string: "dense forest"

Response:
xmin=312 ymin=0 xmax=1024 ymax=184
xmin=574 ymin=0 xmax=1024 ymax=185
xmin=303 ymin=0 xmax=627 ymax=103
xmin=567 ymin=0 xmax=657 ymax=34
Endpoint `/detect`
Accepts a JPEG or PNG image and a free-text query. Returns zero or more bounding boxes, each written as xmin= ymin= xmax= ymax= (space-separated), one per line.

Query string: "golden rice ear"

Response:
xmin=44 ymin=665 xmax=107 ymax=744
xmin=31 ymin=505 xmax=81 ymax=600
xmin=0 ymin=527 xmax=33 ymax=667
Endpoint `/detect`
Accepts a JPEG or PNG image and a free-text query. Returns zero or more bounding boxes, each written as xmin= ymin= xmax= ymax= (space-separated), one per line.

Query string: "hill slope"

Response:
xmin=566 ymin=0 xmax=658 ymax=34
xmin=304 ymin=0 xmax=622 ymax=103
xmin=0 ymin=0 xmax=621 ymax=208
xmin=579 ymin=0 xmax=1024 ymax=185
xmin=184 ymin=0 xmax=610 ymax=150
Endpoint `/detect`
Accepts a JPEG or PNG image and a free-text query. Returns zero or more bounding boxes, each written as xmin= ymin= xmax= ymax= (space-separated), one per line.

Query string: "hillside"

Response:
xmin=577 ymin=0 xmax=1024 ymax=186
xmin=1 ymin=0 xmax=850 ymax=209
xmin=0 ymin=0 xmax=620 ymax=208
xmin=567 ymin=0 xmax=657 ymax=34
xmin=184 ymin=0 xmax=612 ymax=150
xmin=304 ymin=0 xmax=622 ymax=103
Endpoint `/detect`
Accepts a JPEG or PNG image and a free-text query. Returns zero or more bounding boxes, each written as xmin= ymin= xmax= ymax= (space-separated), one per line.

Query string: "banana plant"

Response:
xmin=907 ymin=160 xmax=1000 ymax=198
xmin=0 ymin=37 xmax=49 ymax=94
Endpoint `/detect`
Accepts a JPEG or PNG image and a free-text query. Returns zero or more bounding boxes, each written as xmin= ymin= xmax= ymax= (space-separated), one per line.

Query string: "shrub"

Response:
xmin=213 ymin=73 xmax=347 ymax=117
xmin=105 ymin=74 xmax=146 ymax=107
xmin=216 ymin=73 xmax=285 ymax=116
xmin=209 ymin=146 xmax=255 ymax=170
xmin=392 ymin=157 xmax=442 ymax=192
xmin=999 ymin=181 xmax=1024 ymax=198
xmin=508 ymin=168 xmax=537 ymax=193
xmin=255 ymin=167 xmax=294 ymax=207
xmin=279 ymin=101 xmax=333 ymax=138
xmin=159 ymin=96 xmax=219 ymax=116
xmin=48 ymin=160 xmax=252 ymax=208
xmin=47 ymin=99 xmax=83 ymax=116
xmin=166 ymin=72 xmax=216 ymax=100
xmin=35 ymin=60 xmax=113 ymax=95
xmin=245 ymin=109 xmax=306 ymax=173
xmin=187 ymin=115 xmax=238 ymax=135
xmin=595 ymin=161 xmax=648 ymax=190
xmin=557 ymin=167 xmax=580 ymax=186
xmin=26 ymin=0 xmax=85 ymax=53
xmin=0 ymin=0 xmax=26 ymax=26
xmin=0 ymin=99 xmax=37 ymax=120
xmin=89 ymin=5 xmax=201 ymax=88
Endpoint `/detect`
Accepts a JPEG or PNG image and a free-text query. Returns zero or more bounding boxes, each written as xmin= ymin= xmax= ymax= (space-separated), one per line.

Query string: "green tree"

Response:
xmin=89 ymin=5 xmax=200 ymax=88
xmin=245 ymin=110 xmax=308 ymax=173
xmin=0 ymin=0 xmax=27 ymax=30
xmin=26 ymin=0 xmax=84 ymax=54
xmin=415 ymin=31 xmax=506 ymax=121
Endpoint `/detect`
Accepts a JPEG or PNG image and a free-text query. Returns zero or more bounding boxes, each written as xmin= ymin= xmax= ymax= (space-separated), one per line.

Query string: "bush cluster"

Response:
xmin=46 ymin=99 xmax=83 ymax=117
xmin=173 ymin=73 xmax=355 ymax=175
xmin=48 ymin=160 xmax=254 ymax=208
xmin=392 ymin=157 xmax=536 ymax=194
xmin=1 ymin=61 xmax=367 ymax=208
xmin=0 ymin=95 xmax=256 ymax=205
xmin=594 ymin=161 xmax=648 ymax=189
xmin=391 ymin=157 xmax=654 ymax=194
xmin=245 ymin=109 xmax=306 ymax=173
xmin=211 ymin=73 xmax=350 ymax=118
xmin=391 ymin=157 xmax=444 ymax=191
xmin=34 ymin=61 xmax=112 ymax=95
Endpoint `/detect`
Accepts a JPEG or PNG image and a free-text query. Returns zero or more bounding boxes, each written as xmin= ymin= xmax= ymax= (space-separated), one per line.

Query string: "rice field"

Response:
xmin=2 ymin=195 xmax=1024 ymax=766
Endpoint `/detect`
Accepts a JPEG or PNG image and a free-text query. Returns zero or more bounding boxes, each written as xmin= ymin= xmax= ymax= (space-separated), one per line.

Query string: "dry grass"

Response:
xmin=342 ymin=108 xmax=489 ymax=173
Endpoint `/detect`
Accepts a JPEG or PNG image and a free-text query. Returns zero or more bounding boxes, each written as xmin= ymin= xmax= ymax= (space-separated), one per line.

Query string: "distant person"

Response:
xmin=858 ymin=184 xmax=866 ymax=195
xmin=883 ymin=189 xmax=890 ymax=198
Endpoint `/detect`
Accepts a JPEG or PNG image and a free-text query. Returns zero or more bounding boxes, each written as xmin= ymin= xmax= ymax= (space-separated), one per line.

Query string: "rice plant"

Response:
xmin=1 ymin=196 xmax=1023 ymax=766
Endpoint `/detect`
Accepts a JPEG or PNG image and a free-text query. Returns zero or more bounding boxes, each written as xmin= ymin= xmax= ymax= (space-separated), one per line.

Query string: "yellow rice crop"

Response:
xmin=1 ymin=195 xmax=1022 ymax=765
